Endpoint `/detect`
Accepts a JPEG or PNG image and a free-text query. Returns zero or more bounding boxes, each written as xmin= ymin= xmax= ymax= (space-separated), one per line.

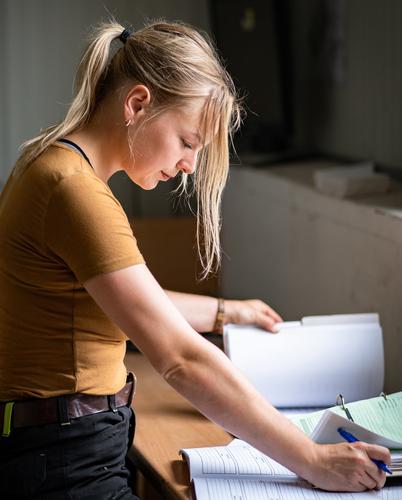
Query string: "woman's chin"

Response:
xmin=129 ymin=176 xmax=159 ymax=190
xmin=140 ymin=180 xmax=159 ymax=190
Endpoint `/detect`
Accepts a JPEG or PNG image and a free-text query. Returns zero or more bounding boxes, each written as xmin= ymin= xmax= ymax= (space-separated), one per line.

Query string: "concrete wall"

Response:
xmin=291 ymin=0 xmax=402 ymax=173
xmin=222 ymin=163 xmax=402 ymax=393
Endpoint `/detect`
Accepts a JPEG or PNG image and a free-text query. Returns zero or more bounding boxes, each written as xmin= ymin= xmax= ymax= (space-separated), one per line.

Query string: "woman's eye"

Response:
xmin=182 ymin=139 xmax=193 ymax=150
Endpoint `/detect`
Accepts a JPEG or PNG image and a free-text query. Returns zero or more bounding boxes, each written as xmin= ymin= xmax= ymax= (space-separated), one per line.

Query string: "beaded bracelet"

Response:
xmin=213 ymin=297 xmax=225 ymax=334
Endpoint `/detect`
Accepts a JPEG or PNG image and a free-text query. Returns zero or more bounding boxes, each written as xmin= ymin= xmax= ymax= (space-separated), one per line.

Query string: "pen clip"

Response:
xmin=336 ymin=394 xmax=354 ymax=422
xmin=380 ymin=391 xmax=388 ymax=401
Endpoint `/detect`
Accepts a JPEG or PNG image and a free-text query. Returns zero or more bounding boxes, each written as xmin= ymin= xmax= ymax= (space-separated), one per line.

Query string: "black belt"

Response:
xmin=0 ymin=373 xmax=136 ymax=437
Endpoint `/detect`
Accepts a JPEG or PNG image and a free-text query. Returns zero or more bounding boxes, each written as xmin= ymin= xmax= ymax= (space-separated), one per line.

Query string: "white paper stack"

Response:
xmin=224 ymin=313 xmax=384 ymax=407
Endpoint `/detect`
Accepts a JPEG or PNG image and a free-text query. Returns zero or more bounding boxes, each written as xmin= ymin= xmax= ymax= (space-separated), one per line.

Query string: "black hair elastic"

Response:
xmin=119 ymin=28 xmax=133 ymax=44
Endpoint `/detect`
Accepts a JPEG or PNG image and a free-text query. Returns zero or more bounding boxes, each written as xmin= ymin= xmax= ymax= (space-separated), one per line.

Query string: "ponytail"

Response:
xmin=13 ymin=21 xmax=124 ymax=176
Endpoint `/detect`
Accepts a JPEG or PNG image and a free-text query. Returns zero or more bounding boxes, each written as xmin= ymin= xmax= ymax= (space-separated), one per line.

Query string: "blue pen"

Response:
xmin=337 ymin=427 xmax=392 ymax=475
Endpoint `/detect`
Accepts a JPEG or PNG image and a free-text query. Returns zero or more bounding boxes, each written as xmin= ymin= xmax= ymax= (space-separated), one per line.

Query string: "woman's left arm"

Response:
xmin=164 ymin=290 xmax=283 ymax=333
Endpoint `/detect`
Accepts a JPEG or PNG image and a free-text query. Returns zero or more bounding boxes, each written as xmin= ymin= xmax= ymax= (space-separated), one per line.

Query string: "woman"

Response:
xmin=0 ymin=20 xmax=390 ymax=499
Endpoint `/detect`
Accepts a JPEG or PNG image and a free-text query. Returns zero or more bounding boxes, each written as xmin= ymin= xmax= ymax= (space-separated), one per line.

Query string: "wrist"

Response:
xmin=223 ymin=299 xmax=239 ymax=325
xmin=297 ymin=442 xmax=322 ymax=485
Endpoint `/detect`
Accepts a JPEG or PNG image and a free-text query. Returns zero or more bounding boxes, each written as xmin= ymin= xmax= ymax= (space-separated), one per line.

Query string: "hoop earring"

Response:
xmin=125 ymin=118 xmax=133 ymax=127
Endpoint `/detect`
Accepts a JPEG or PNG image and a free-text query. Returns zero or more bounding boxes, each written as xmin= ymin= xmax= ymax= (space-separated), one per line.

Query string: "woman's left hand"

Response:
xmin=224 ymin=299 xmax=283 ymax=333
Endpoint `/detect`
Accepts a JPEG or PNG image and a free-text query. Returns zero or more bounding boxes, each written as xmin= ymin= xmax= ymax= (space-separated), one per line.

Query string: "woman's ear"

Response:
xmin=124 ymin=84 xmax=151 ymax=122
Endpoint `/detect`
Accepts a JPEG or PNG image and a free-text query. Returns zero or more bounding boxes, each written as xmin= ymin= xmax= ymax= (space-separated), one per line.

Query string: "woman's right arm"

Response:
xmin=84 ymin=263 xmax=390 ymax=492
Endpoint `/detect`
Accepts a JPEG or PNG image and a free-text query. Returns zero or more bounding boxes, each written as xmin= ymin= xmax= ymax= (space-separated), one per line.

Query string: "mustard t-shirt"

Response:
xmin=0 ymin=143 xmax=144 ymax=400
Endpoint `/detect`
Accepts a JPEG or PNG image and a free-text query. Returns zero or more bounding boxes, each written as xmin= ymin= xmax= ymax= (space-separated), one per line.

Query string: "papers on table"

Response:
xmin=182 ymin=439 xmax=402 ymax=500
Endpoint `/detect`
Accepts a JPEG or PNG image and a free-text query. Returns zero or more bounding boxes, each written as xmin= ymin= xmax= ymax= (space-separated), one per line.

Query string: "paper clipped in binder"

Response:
xmin=335 ymin=391 xmax=390 ymax=424
xmin=336 ymin=394 xmax=355 ymax=422
xmin=290 ymin=391 xmax=402 ymax=476
xmin=310 ymin=391 xmax=402 ymax=448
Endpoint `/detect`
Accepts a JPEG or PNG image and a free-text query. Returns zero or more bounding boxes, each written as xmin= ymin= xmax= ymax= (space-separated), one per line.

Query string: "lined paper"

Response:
xmin=193 ymin=477 xmax=402 ymax=500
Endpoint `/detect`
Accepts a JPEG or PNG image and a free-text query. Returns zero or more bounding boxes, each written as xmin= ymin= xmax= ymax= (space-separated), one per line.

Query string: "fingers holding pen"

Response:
xmin=309 ymin=442 xmax=389 ymax=492
xmin=335 ymin=428 xmax=390 ymax=490
xmin=360 ymin=442 xmax=391 ymax=489
xmin=351 ymin=442 xmax=388 ymax=490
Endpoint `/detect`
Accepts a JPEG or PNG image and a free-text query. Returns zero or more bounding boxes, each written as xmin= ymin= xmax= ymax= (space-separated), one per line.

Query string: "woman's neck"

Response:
xmin=65 ymin=102 xmax=127 ymax=183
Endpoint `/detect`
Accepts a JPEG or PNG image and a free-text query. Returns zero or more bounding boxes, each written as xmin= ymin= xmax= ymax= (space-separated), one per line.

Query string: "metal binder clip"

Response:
xmin=336 ymin=394 xmax=354 ymax=422
xmin=380 ymin=392 xmax=388 ymax=400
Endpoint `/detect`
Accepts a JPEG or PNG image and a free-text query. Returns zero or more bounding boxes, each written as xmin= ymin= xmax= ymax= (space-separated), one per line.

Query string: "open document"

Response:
xmin=290 ymin=391 xmax=402 ymax=475
xmin=223 ymin=313 xmax=384 ymax=407
xmin=181 ymin=439 xmax=402 ymax=500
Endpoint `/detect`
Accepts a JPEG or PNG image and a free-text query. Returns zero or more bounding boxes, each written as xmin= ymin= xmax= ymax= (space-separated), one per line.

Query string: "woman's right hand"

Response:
xmin=305 ymin=441 xmax=390 ymax=492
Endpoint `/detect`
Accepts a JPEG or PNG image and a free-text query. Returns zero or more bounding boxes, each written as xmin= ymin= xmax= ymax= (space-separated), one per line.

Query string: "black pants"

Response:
xmin=0 ymin=405 xmax=140 ymax=499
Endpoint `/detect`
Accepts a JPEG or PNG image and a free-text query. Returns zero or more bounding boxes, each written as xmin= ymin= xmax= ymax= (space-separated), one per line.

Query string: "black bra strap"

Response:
xmin=58 ymin=138 xmax=93 ymax=168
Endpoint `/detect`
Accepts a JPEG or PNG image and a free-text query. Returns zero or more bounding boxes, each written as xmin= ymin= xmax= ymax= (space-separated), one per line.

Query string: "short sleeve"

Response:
xmin=44 ymin=173 xmax=144 ymax=282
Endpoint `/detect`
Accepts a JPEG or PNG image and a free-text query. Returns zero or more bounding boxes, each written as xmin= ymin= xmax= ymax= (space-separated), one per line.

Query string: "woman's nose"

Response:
xmin=177 ymin=152 xmax=197 ymax=175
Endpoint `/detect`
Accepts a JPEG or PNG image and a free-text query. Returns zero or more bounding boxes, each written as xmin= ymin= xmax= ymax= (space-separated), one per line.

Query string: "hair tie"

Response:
xmin=119 ymin=28 xmax=133 ymax=44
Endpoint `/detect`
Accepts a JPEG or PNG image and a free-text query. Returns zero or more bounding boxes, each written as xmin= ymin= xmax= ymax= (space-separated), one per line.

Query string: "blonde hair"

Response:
xmin=14 ymin=20 xmax=241 ymax=278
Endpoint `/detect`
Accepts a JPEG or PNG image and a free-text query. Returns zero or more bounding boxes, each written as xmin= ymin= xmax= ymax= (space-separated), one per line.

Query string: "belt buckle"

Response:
xmin=108 ymin=394 xmax=118 ymax=413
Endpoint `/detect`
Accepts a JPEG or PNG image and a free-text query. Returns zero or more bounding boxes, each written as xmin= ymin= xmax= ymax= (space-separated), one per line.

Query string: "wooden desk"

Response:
xmin=125 ymin=352 xmax=232 ymax=500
